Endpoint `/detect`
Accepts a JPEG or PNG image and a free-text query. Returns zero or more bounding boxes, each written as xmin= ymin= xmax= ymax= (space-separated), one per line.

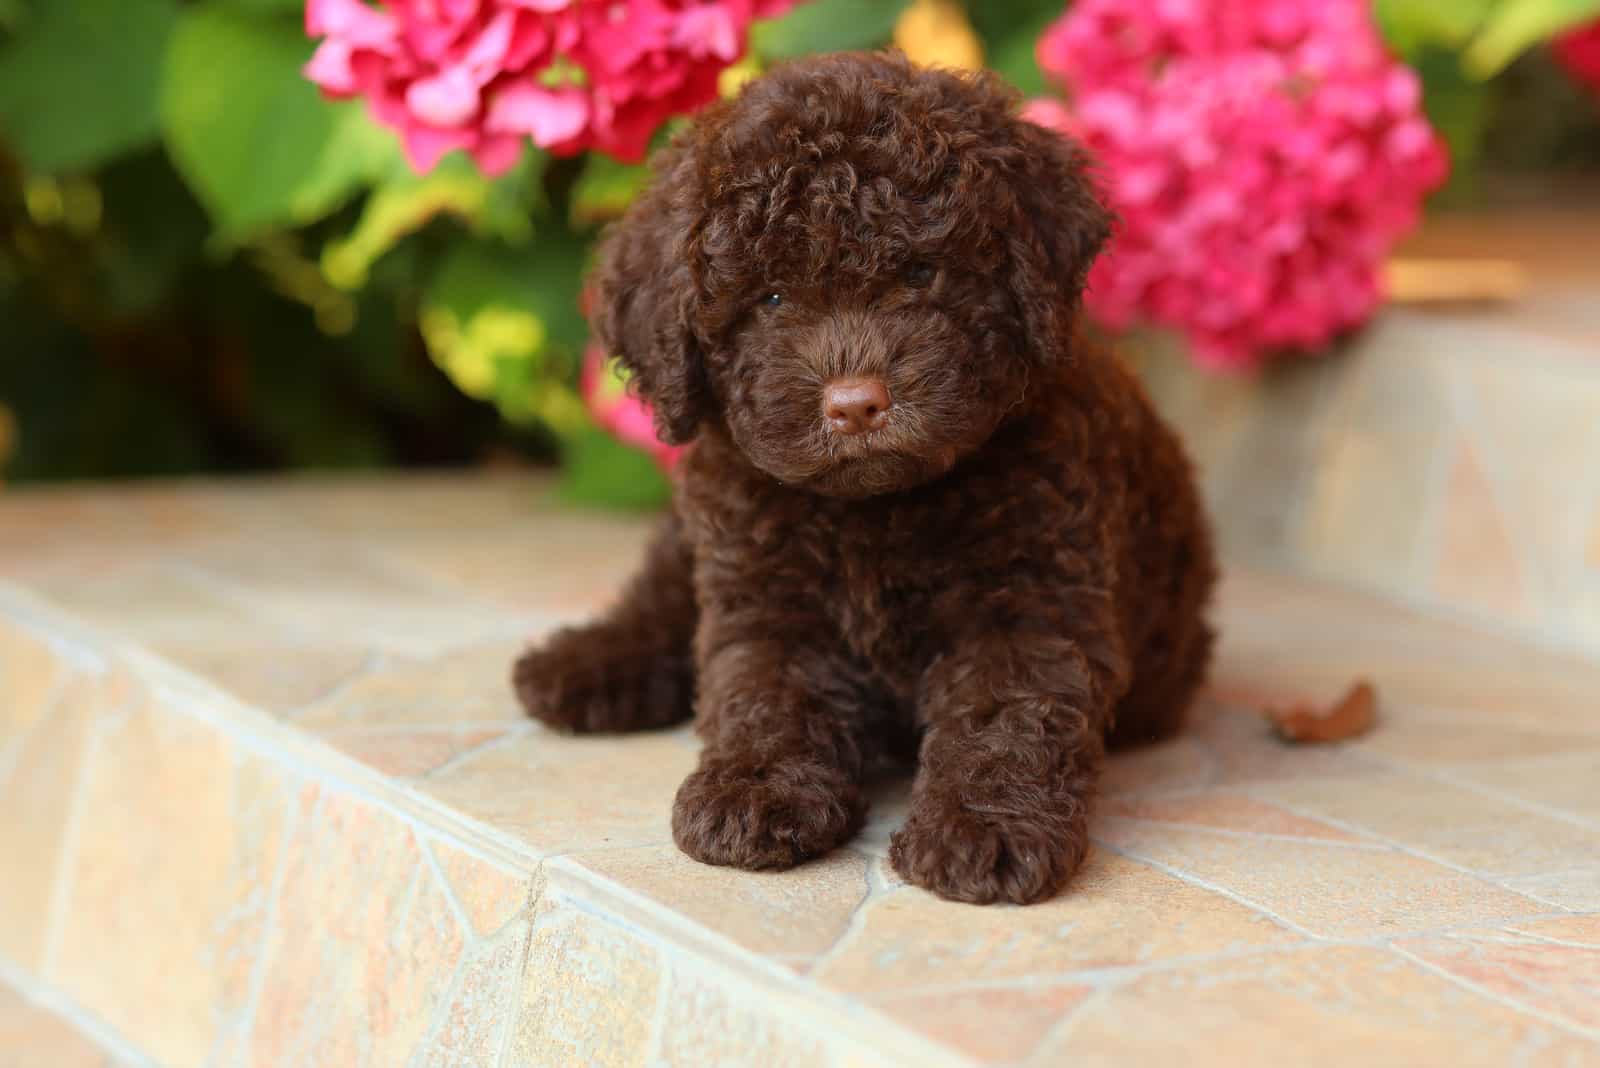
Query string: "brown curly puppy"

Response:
xmin=514 ymin=52 xmax=1216 ymax=905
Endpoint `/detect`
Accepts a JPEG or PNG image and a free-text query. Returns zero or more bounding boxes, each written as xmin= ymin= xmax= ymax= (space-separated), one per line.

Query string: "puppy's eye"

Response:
xmin=761 ymin=291 xmax=782 ymax=308
xmin=905 ymin=263 xmax=936 ymax=288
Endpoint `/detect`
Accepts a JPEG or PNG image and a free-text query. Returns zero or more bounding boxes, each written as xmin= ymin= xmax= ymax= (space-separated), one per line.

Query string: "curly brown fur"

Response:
xmin=513 ymin=52 xmax=1217 ymax=905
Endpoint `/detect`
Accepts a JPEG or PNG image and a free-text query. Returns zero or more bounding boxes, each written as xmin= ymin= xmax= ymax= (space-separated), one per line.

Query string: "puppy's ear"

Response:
xmin=1002 ymin=117 xmax=1112 ymax=360
xmin=590 ymin=137 xmax=710 ymax=446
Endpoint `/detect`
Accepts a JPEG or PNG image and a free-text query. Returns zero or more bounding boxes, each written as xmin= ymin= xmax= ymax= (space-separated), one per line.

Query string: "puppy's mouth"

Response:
xmin=785 ymin=425 xmax=962 ymax=498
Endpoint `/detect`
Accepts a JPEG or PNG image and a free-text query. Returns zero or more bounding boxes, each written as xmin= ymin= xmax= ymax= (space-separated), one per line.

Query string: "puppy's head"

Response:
xmin=591 ymin=51 xmax=1110 ymax=498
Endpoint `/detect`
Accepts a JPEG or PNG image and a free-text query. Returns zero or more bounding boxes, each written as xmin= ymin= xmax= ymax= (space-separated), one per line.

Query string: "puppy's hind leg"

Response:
xmin=513 ymin=514 xmax=697 ymax=733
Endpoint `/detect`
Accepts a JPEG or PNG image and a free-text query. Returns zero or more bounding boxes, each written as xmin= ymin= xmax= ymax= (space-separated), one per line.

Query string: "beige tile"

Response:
xmin=429 ymin=838 xmax=534 ymax=939
xmin=0 ymin=484 xmax=231 ymax=578
xmin=417 ymin=915 xmax=531 ymax=1066
xmin=873 ymin=984 xmax=1091 ymax=1064
xmin=1446 ymin=753 xmax=1600 ymax=825
xmin=176 ymin=539 xmax=519 ymax=655
xmin=1353 ymin=703 xmax=1600 ymax=766
xmin=571 ymin=846 xmax=869 ymax=961
xmin=24 ymin=565 xmax=273 ymax=644
xmin=1029 ymin=946 xmax=1597 ymax=1067
xmin=48 ymin=694 xmax=292 ymax=1068
xmin=1434 ymin=441 xmax=1529 ymax=620
xmin=1397 ymin=921 xmax=1600 ymax=1033
xmin=1506 ymin=915 xmax=1600 ymax=947
xmin=1100 ymin=793 xmax=1361 ymax=843
xmin=1183 ymin=698 xmax=1390 ymax=787
xmin=147 ymin=638 xmax=372 ymax=716
xmin=320 ymin=725 xmax=512 ymax=778
xmin=1586 ymin=511 xmax=1600 ymax=572
xmin=508 ymin=899 xmax=661 ymax=1068
xmin=245 ymin=787 xmax=464 ymax=1068
xmin=373 ymin=513 xmax=658 ymax=617
xmin=0 ymin=620 xmax=65 ymax=744
xmin=1200 ymin=354 xmax=1339 ymax=563
xmin=423 ymin=727 xmax=696 ymax=855
xmin=1458 ymin=351 xmax=1600 ymax=598
xmin=1100 ymin=735 xmax=1217 ymax=798
xmin=0 ymin=668 xmax=113 ymax=971
xmin=654 ymin=964 xmax=830 ymax=1068
xmin=0 ymin=981 xmax=119 ymax=1068
xmin=295 ymin=641 xmax=526 ymax=729
xmin=1500 ymin=870 xmax=1600 ymax=912
xmin=211 ymin=474 xmax=547 ymax=536
xmin=815 ymin=849 xmax=1297 ymax=992
xmin=1212 ymin=568 xmax=1600 ymax=729
xmin=1292 ymin=347 xmax=1448 ymax=592
xmin=1098 ymin=819 xmax=1545 ymax=939
xmin=1248 ymin=773 xmax=1600 ymax=889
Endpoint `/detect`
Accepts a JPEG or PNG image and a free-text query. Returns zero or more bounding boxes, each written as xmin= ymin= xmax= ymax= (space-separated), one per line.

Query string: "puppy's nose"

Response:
xmin=823 ymin=377 xmax=892 ymax=435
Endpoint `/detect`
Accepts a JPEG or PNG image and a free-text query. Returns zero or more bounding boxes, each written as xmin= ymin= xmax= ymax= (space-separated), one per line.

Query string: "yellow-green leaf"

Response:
xmin=1464 ymin=0 xmax=1600 ymax=77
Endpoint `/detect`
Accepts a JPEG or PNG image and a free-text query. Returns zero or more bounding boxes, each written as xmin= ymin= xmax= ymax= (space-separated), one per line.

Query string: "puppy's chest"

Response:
xmin=791 ymin=502 xmax=969 ymax=679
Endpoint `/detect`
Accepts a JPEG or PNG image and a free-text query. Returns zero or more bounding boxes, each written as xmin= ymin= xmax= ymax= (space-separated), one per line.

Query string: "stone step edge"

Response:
xmin=0 ymin=960 xmax=155 ymax=1068
xmin=0 ymin=581 xmax=970 ymax=1068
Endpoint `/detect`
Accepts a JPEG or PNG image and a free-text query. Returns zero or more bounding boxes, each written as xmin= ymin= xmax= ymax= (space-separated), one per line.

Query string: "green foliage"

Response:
xmin=570 ymin=155 xmax=653 ymax=227
xmin=558 ymin=426 xmax=674 ymax=511
xmin=1466 ymin=0 xmax=1600 ymax=75
xmin=0 ymin=0 xmax=177 ymax=173
xmin=421 ymin=230 xmax=590 ymax=432
xmin=969 ymin=0 xmax=1064 ymax=96
xmin=324 ymin=150 xmax=541 ymax=290
xmin=1376 ymin=0 xmax=1600 ymax=193
xmin=753 ymin=0 xmax=910 ymax=57
xmin=1379 ymin=0 xmax=1600 ymax=76
xmin=161 ymin=4 xmax=387 ymax=239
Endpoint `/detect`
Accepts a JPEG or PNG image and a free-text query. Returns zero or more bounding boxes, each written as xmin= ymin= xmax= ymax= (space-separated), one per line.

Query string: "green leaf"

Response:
xmin=161 ymin=4 xmax=381 ymax=238
xmin=421 ymin=230 xmax=592 ymax=430
xmin=979 ymin=2 xmax=1064 ymax=97
xmin=1464 ymin=0 xmax=1600 ymax=77
xmin=1413 ymin=47 xmax=1491 ymax=204
xmin=0 ymin=0 xmax=27 ymax=33
xmin=216 ymin=0 xmax=304 ymax=12
xmin=1375 ymin=0 xmax=1497 ymax=58
xmin=753 ymin=0 xmax=911 ymax=58
xmin=323 ymin=149 xmax=542 ymax=290
xmin=0 ymin=0 xmax=178 ymax=173
xmin=569 ymin=154 xmax=651 ymax=227
xmin=558 ymin=426 xmax=674 ymax=511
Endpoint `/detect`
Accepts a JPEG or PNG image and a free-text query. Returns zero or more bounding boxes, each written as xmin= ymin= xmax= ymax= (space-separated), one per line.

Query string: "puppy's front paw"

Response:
xmin=889 ymin=796 xmax=1088 ymax=905
xmin=672 ymin=756 xmax=865 ymax=870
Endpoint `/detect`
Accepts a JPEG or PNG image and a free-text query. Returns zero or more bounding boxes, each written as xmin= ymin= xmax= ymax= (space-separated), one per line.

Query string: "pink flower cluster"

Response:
xmin=581 ymin=341 xmax=685 ymax=470
xmin=1555 ymin=19 xmax=1600 ymax=94
xmin=1028 ymin=0 xmax=1448 ymax=368
xmin=305 ymin=0 xmax=795 ymax=175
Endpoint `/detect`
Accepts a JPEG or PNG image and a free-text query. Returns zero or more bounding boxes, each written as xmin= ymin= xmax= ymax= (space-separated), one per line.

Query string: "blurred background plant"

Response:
xmin=1 ymin=0 xmax=1598 ymax=505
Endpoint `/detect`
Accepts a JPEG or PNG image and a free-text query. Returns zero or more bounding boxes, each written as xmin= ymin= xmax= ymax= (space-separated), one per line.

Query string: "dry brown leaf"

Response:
xmin=1267 ymin=679 xmax=1377 ymax=744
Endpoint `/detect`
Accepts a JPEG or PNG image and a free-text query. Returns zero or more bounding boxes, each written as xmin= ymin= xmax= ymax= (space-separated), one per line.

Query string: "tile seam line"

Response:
xmin=1240 ymin=783 xmax=1592 ymax=904
xmin=854 ymin=908 xmax=1589 ymax=997
xmin=0 ymin=959 xmax=161 ymax=1068
xmin=0 ymin=581 xmax=967 ymax=1066
xmin=0 ymin=580 xmax=539 ymax=871
xmin=1089 ymin=838 xmax=1323 ymax=940
xmin=540 ymin=861 xmax=979 ymax=1068
xmin=1389 ymin=943 xmax=1600 ymax=1043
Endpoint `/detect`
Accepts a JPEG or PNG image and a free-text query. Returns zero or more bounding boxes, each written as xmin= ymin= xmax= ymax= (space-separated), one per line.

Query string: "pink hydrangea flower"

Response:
xmin=1555 ymin=19 xmax=1600 ymax=94
xmin=1030 ymin=0 xmax=1448 ymax=368
xmin=304 ymin=0 xmax=796 ymax=175
xmin=581 ymin=341 xmax=685 ymax=470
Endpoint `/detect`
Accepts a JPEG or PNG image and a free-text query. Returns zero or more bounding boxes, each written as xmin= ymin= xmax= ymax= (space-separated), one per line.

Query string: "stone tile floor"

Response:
xmin=1 ymin=474 xmax=1597 ymax=1066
